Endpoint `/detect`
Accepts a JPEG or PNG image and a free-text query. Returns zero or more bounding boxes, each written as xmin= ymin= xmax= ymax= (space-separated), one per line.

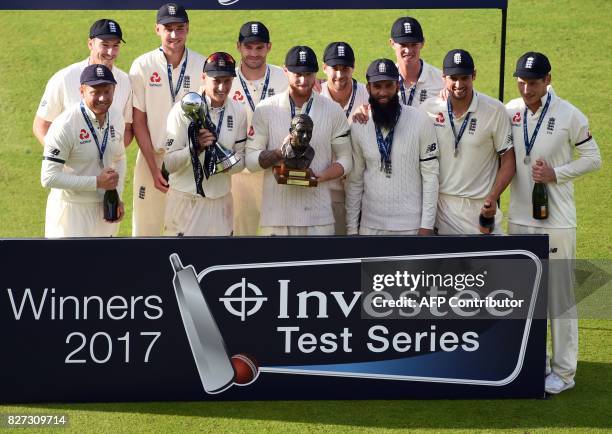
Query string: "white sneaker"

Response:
xmin=545 ymin=373 xmax=575 ymax=394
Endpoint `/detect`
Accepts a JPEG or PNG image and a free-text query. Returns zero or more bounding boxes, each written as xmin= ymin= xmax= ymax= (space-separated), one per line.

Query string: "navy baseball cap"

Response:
xmin=80 ymin=64 xmax=117 ymax=86
xmin=157 ymin=3 xmax=189 ymax=25
xmin=323 ymin=42 xmax=355 ymax=68
xmin=366 ymin=58 xmax=399 ymax=83
xmin=204 ymin=52 xmax=236 ymax=77
xmin=391 ymin=17 xmax=424 ymax=43
xmin=443 ymin=49 xmax=475 ymax=76
xmin=89 ymin=19 xmax=125 ymax=42
xmin=513 ymin=52 xmax=551 ymax=79
xmin=285 ymin=46 xmax=318 ymax=73
xmin=238 ymin=21 xmax=270 ymax=44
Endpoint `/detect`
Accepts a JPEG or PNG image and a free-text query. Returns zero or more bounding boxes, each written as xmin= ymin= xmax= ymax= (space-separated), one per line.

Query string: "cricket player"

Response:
xmin=129 ymin=2 xmax=206 ymax=236
xmin=506 ymin=52 xmax=601 ymax=394
xmin=41 ymin=64 xmax=126 ymax=238
xmin=34 ymin=19 xmax=133 ymax=147
xmin=245 ymin=46 xmax=352 ymax=235
xmin=390 ymin=16 xmax=443 ymax=108
xmin=163 ymin=52 xmax=247 ymax=236
xmin=420 ymin=49 xmax=515 ymax=234
xmin=229 ymin=21 xmax=288 ymax=236
xmin=319 ymin=42 xmax=369 ymax=235
xmin=346 ymin=59 xmax=439 ymax=235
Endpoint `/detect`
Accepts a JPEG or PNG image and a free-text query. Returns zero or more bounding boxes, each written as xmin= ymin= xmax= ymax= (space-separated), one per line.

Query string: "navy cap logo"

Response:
xmin=108 ymin=21 xmax=117 ymax=33
xmin=338 ymin=45 xmax=345 ymax=56
xmin=403 ymin=22 xmax=412 ymax=34
xmin=378 ymin=62 xmax=387 ymax=73
xmin=251 ymin=23 xmax=258 ymax=34
xmin=168 ymin=5 xmax=176 ymax=15
xmin=299 ymin=51 xmax=306 ymax=63
xmin=525 ymin=57 xmax=534 ymax=69
xmin=454 ymin=53 xmax=462 ymax=64
xmin=218 ymin=57 xmax=226 ymax=67
xmin=96 ymin=66 xmax=104 ymax=77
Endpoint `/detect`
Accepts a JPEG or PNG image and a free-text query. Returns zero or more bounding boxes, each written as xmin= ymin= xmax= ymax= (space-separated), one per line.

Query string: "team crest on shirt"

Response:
xmin=434 ymin=112 xmax=445 ymax=126
xmin=547 ymin=117 xmax=555 ymax=133
xmin=248 ymin=125 xmax=255 ymax=137
xmin=468 ymin=118 xmax=477 ymax=134
xmin=233 ymin=90 xmax=245 ymax=102
xmin=79 ymin=128 xmax=91 ymax=143
xmin=109 ymin=125 xmax=116 ymax=139
xmin=419 ymin=89 xmax=427 ymax=102
xmin=512 ymin=111 xmax=521 ymax=126
xmin=184 ymin=76 xmax=191 ymax=89
xmin=149 ymin=72 xmax=162 ymax=87
xmin=227 ymin=115 xmax=234 ymax=130
xmin=268 ymin=88 xmax=275 ymax=97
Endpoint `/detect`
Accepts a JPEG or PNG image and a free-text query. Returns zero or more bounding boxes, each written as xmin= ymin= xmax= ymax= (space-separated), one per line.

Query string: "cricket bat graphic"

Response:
xmin=170 ymin=253 xmax=235 ymax=394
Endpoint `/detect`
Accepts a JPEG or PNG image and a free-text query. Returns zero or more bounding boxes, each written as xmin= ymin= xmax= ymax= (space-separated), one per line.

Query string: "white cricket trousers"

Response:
xmin=436 ymin=193 xmax=504 ymax=235
xmin=163 ymin=188 xmax=233 ymax=237
xmin=45 ymin=192 xmax=119 ymax=238
xmin=132 ymin=149 xmax=167 ymax=236
xmin=232 ymin=169 xmax=263 ymax=236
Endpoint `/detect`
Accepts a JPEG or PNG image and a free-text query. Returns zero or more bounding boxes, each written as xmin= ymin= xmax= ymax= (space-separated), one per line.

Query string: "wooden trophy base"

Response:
xmin=273 ymin=164 xmax=318 ymax=187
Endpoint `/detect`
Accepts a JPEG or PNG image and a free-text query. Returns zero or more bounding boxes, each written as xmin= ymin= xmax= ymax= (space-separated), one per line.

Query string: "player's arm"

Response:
xmin=133 ymin=108 xmax=168 ymax=192
xmin=33 ymin=117 xmax=52 ymax=146
xmin=225 ymin=109 xmax=247 ymax=175
xmin=163 ymin=106 xmax=192 ymax=173
xmin=551 ymin=111 xmax=602 ymax=184
xmin=246 ymin=106 xmax=280 ymax=171
xmin=319 ymin=109 xmax=352 ymax=182
xmin=345 ymin=126 xmax=365 ymax=235
xmin=418 ymin=114 xmax=439 ymax=234
xmin=482 ymin=109 xmax=516 ymax=218
xmin=123 ymin=87 xmax=134 ymax=147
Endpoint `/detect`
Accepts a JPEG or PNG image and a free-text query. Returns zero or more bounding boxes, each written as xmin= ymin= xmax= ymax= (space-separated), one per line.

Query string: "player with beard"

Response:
xmin=319 ymin=42 xmax=369 ymax=235
xmin=421 ymin=49 xmax=515 ymax=234
xmin=230 ymin=22 xmax=288 ymax=236
xmin=245 ymin=46 xmax=352 ymax=236
xmin=346 ymin=59 xmax=439 ymax=235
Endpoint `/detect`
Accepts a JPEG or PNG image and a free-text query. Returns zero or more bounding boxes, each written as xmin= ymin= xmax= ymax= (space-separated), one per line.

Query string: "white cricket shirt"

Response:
xmin=36 ymin=58 xmax=133 ymax=127
xmin=129 ymin=47 xmax=206 ymax=152
xmin=164 ymin=95 xmax=247 ymax=198
xmin=506 ymin=91 xmax=601 ymax=228
xmin=41 ymin=101 xmax=126 ymax=203
xmin=346 ymin=106 xmax=439 ymax=232
xmin=420 ymin=91 xmax=513 ymax=199
xmin=245 ymin=90 xmax=352 ymax=227
xmin=398 ymin=60 xmax=444 ymax=108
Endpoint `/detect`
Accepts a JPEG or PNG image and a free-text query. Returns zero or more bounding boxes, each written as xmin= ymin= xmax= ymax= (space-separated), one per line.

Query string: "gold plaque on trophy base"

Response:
xmin=273 ymin=164 xmax=318 ymax=187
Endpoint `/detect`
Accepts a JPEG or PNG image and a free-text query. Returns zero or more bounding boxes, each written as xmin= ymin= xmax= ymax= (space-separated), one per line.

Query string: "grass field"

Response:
xmin=0 ymin=0 xmax=611 ymax=432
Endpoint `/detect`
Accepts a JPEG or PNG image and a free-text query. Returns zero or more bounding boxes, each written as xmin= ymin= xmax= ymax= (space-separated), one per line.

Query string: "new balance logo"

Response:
xmin=426 ymin=143 xmax=437 ymax=153
xmin=251 ymin=23 xmax=258 ymax=34
xmin=403 ymin=22 xmax=412 ymax=34
xmin=299 ymin=51 xmax=307 ymax=63
xmin=525 ymin=57 xmax=535 ymax=69
xmin=454 ymin=53 xmax=462 ymax=64
xmin=338 ymin=45 xmax=345 ymax=57
xmin=50 ymin=147 xmax=60 ymax=156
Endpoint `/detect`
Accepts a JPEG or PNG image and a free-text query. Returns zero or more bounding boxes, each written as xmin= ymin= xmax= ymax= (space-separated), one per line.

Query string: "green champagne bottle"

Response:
xmin=103 ymin=189 xmax=120 ymax=222
xmin=532 ymin=182 xmax=548 ymax=220
xmin=161 ymin=163 xmax=170 ymax=183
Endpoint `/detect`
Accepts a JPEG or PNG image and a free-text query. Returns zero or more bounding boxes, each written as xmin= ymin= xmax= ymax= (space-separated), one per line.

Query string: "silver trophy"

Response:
xmin=180 ymin=92 xmax=240 ymax=175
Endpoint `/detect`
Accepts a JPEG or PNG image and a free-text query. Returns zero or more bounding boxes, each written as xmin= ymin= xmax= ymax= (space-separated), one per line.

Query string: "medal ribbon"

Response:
xmin=238 ymin=66 xmax=271 ymax=112
xmin=374 ymin=106 xmax=402 ymax=177
xmin=523 ymin=92 xmax=552 ymax=159
xmin=80 ymin=102 xmax=109 ymax=166
xmin=187 ymin=122 xmax=205 ymax=197
xmin=289 ymin=94 xmax=314 ymax=119
xmin=399 ymin=59 xmax=423 ymax=106
xmin=160 ymin=47 xmax=189 ymax=104
xmin=202 ymin=96 xmax=225 ymax=178
xmin=343 ymin=79 xmax=358 ymax=118
xmin=447 ymin=97 xmax=472 ymax=155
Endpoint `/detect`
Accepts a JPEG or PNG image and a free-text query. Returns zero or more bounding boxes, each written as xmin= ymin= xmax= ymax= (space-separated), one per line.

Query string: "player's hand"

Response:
xmin=417 ymin=228 xmax=434 ymax=236
xmin=532 ymin=159 xmax=557 ymax=183
xmin=438 ymin=87 xmax=450 ymax=101
xmin=313 ymin=78 xmax=323 ymax=93
xmin=153 ymin=167 xmax=169 ymax=193
xmin=480 ymin=197 xmax=497 ymax=218
xmin=197 ymin=128 xmax=216 ymax=154
xmin=352 ymin=104 xmax=370 ymax=125
xmin=97 ymin=167 xmax=119 ymax=190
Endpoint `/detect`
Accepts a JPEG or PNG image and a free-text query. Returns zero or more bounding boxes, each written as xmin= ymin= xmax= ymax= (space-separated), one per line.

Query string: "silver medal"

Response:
xmin=524 ymin=155 xmax=531 ymax=165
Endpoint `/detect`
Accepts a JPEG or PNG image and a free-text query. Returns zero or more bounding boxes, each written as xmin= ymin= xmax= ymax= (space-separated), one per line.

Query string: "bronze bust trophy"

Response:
xmin=274 ymin=114 xmax=318 ymax=187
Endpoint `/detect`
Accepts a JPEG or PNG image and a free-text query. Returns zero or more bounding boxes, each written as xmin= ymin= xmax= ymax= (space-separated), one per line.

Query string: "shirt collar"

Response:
xmin=81 ymin=101 xmax=107 ymax=128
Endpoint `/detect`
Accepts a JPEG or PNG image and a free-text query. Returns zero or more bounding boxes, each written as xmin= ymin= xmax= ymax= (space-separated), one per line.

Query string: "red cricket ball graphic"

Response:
xmin=231 ymin=354 xmax=259 ymax=386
